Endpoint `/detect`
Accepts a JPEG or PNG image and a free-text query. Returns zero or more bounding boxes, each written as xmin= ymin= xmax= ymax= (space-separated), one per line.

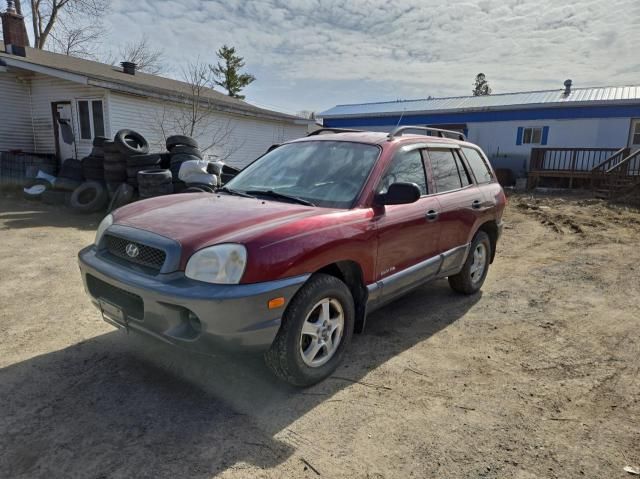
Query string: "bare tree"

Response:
xmin=28 ymin=0 xmax=107 ymax=50
xmin=48 ymin=18 xmax=103 ymax=59
xmin=151 ymin=60 xmax=242 ymax=161
xmin=118 ymin=35 xmax=165 ymax=75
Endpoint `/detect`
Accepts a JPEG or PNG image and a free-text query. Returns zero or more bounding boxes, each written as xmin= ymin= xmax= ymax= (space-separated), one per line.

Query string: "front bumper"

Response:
xmin=78 ymin=245 xmax=309 ymax=353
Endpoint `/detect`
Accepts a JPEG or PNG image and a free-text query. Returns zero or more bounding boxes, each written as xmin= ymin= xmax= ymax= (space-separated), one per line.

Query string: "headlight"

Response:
xmin=185 ymin=244 xmax=247 ymax=284
xmin=95 ymin=214 xmax=113 ymax=245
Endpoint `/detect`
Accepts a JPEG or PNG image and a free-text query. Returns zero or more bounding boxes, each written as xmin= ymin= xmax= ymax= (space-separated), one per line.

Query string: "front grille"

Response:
xmin=86 ymin=275 xmax=144 ymax=320
xmin=105 ymin=235 xmax=166 ymax=271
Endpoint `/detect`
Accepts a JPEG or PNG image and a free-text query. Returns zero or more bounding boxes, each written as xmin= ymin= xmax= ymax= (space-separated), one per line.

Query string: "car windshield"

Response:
xmin=225 ymin=141 xmax=380 ymax=208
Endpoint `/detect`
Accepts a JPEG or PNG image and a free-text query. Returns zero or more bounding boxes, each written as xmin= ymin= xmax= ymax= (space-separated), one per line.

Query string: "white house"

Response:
xmin=0 ymin=7 xmax=309 ymax=171
xmin=319 ymin=81 xmax=640 ymax=177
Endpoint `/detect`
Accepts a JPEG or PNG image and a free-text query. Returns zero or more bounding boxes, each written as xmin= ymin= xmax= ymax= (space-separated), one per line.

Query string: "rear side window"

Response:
xmin=427 ymin=149 xmax=471 ymax=193
xmin=378 ymin=149 xmax=428 ymax=195
xmin=463 ymin=147 xmax=493 ymax=183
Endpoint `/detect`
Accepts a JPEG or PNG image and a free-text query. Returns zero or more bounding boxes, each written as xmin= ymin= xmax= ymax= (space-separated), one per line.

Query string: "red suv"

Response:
xmin=79 ymin=127 xmax=505 ymax=386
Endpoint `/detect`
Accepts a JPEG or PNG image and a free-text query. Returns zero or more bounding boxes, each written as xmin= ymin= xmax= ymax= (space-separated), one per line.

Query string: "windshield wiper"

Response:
xmin=245 ymin=189 xmax=315 ymax=207
xmin=217 ymin=186 xmax=255 ymax=198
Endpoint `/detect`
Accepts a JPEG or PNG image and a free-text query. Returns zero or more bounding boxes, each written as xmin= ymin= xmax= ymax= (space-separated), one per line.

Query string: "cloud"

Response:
xmin=101 ymin=0 xmax=640 ymax=112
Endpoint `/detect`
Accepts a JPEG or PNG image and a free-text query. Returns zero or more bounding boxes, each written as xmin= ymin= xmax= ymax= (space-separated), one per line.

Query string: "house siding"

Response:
xmin=0 ymin=72 xmax=34 ymax=152
xmin=109 ymin=92 xmax=307 ymax=169
xmin=28 ymin=74 xmax=109 ymax=158
xmin=331 ymin=117 xmax=635 ymax=177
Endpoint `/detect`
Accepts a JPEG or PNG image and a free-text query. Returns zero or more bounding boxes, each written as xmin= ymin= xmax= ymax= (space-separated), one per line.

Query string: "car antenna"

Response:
xmin=390 ymin=108 xmax=406 ymax=138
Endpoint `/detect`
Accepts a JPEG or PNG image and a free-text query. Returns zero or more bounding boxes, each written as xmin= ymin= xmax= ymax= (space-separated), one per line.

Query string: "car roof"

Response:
xmin=287 ymin=131 xmax=467 ymax=147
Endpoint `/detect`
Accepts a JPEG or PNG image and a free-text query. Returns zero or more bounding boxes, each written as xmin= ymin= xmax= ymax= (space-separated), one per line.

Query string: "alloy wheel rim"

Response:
xmin=299 ymin=298 xmax=344 ymax=368
xmin=470 ymin=243 xmax=487 ymax=283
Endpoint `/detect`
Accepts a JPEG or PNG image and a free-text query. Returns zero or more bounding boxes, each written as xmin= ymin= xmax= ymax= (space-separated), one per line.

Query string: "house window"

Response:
xmin=523 ymin=127 xmax=542 ymax=144
xmin=77 ymin=99 xmax=105 ymax=140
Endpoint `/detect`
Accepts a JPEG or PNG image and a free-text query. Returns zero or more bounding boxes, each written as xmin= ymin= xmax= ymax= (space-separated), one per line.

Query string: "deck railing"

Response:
xmin=530 ymin=147 xmax=621 ymax=173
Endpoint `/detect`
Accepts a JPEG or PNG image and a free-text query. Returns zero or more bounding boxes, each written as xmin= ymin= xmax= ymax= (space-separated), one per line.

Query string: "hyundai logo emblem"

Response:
xmin=125 ymin=243 xmax=139 ymax=258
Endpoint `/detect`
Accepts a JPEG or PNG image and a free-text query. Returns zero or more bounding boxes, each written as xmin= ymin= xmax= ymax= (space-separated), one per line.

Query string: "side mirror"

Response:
xmin=374 ymin=182 xmax=421 ymax=206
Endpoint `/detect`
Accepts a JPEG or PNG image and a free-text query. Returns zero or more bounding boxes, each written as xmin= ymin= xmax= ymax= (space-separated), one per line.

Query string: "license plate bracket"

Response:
xmin=98 ymin=298 xmax=129 ymax=332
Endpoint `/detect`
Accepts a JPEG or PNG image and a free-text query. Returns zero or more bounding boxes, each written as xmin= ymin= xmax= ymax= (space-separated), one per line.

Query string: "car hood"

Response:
xmin=113 ymin=193 xmax=328 ymax=251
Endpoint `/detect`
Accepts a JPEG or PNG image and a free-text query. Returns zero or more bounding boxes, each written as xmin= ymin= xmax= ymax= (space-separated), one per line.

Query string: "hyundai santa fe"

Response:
xmin=78 ymin=126 xmax=506 ymax=386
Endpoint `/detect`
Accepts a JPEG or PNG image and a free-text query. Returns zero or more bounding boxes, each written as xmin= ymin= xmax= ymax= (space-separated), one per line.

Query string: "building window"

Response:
xmin=77 ymin=99 xmax=105 ymax=140
xmin=523 ymin=127 xmax=542 ymax=144
xmin=517 ymin=126 xmax=549 ymax=145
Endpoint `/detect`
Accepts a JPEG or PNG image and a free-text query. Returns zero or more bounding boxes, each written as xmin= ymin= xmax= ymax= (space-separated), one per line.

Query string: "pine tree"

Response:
xmin=210 ymin=45 xmax=256 ymax=100
xmin=472 ymin=73 xmax=492 ymax=96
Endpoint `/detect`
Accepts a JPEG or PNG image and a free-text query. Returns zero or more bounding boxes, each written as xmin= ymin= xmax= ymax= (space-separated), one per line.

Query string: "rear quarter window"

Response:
xmin=462 ymin=147 xmax=493 ymax=184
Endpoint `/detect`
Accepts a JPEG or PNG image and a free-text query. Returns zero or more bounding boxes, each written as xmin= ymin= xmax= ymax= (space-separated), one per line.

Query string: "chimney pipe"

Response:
xmin=2 ymin=1 xmax=29 ymax=56
xmin=563 ymin=79 xmax=572 ymax=95
xmin=121 ymin=61 xmax=137 ymax=75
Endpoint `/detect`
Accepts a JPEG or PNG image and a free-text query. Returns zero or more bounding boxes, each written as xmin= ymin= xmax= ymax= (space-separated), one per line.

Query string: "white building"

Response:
xmin=0 ymin=8 xmax=309 ymax=170
xmin=319 ymin=81 xmax=640 ymax=177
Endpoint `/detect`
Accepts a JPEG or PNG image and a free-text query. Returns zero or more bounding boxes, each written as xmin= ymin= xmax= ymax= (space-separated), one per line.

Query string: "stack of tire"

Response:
xmin=166 ymin=135 xmax=202 ymax=193
xmin=137 ymin=169 xmax=173 ymax=198
xmin=126 ymin=153 xmax=161 ymax=189
xmin=103 ymin=140 xmax=127 ymax=194
xmin=81 ymin=137 xmax=107 ymax=181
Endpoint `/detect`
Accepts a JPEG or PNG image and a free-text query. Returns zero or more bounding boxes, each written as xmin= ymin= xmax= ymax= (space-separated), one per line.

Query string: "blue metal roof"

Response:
xmin=319 ymin=85 xmax=640 ymax=119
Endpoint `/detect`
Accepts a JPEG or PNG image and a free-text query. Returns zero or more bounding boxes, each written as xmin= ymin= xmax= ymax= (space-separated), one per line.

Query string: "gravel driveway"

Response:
xmin=0 ymin=192 xmax=638 ymax=478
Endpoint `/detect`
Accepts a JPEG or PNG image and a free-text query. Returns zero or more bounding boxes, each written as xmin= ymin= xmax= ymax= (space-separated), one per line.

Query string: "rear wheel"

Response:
xmin=448 ymin=230 xmax=491 ymax=295
xmin=265 ymin=274 xmax=354 ymax=387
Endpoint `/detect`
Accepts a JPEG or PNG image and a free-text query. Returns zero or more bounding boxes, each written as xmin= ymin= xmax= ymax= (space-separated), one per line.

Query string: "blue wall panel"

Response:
xmin=322 ymin=105 xmax=640 ymax=128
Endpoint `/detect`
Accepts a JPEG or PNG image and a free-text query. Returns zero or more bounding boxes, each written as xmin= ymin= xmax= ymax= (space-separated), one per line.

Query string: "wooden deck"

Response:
xmin=528 ymin=147 xmax=621 ymax=189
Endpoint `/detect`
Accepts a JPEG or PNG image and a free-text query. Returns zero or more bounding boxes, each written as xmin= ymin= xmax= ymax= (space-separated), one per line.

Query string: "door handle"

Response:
xmin=472 ymin=200 xmax=482 ymax=209
xmin=426 ymin=210 xmax=439 ymax=221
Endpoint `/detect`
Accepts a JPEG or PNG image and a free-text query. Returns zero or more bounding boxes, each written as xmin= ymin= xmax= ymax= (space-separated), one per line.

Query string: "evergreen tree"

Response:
xmin=472 ymin=73 xmax=492 ymax=96
xmin=210 ymin=45 xmax=256 ymax=100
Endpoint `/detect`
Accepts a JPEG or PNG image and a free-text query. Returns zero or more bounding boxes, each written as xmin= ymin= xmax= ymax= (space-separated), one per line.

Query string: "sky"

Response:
xmin=15 ymin=0 xmax=640 ymax=115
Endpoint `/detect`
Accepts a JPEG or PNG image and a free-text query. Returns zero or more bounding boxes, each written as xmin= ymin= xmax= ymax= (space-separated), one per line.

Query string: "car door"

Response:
xmin=374 ymin=147 xmax=442 ymax=302
xmin=424 ymin=147 xmax=483 ymax=274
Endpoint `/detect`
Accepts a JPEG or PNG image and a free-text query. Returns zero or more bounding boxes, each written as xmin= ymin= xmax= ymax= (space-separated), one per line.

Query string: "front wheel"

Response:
xmin=265 ymin=274 xmax=355 ymax=387
xmin=448 ymin=231 xmax=492 ymax=295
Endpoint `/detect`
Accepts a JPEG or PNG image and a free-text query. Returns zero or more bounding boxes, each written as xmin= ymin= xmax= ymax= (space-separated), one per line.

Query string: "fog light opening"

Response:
xmin=187 ymin=311 xmax=202 ymax=335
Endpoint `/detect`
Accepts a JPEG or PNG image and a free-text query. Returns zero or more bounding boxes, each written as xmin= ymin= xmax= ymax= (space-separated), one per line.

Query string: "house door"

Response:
xmin=52 ymin=102 xmax=76 ymax=162
xmin=629 ymin=119 xmax=640 ymax=151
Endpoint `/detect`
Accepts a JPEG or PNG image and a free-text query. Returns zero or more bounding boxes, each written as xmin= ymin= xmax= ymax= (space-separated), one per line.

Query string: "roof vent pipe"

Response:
xmin=121 ymin=61 xmax=137 ymax=75
xmin=564 ymin=79 xmax=572 ymax=95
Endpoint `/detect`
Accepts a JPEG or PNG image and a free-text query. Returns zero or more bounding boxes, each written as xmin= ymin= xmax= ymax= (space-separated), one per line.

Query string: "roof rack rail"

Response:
xmin=387 ymin=126 xmax=466 ymax=141
xmin=307 ymin=128 xmax=364 ymax=136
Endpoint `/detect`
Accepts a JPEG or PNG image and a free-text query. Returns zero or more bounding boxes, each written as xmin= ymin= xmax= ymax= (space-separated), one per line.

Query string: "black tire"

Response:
xmin=139 ymin=183 xmax=173 ymax=198
xmin=103 ymin=160 xmax=126 ymax=171
xmin=183 ymin=187 xmax=206 ymax=193
xmin=90 ymin=147 xmax=104 ymax=158
xmin=69 ymin=181 xmax=109 ymax=213
xmin=170 ymin=145 xmax=202 ymax=158
xmin=448 ymin=231 xmax=492 ymax=295
xmin=83 ymin=168 xmax=104 ymax=181
xmin=159 ymin=153 xmax=171 ymax=169
xmin=265 ymin=274 xmax=355 ymax=387
xmin=185 ymin=183 xmax=214 ymax=193
xmin=58 ymin=159 xmax=84 ymax=181
xmin=41 ymin=189 xmax=71 ymax=206
xmin=83 ymin=156 xmax=103 ymax=168
xmin=93 ymin=136 xmax=109 ymax=147
xmin=114 ymin=129 xmax=150 ymax=156
xmin=104 ymin=170 xmax=127 ymax=183
xmin=53 ymin=176 xmax=82 ymax=192
xmin=166 ymin=135 xmax=198 ymax=150
xmin=23 ymin=179 xmax=51 ymax=200
xmin=126 ymin=153 xmax=161 ymax=168
xmin=137 ymin=168 xmax=172 ymax=186
xmin=108 ymin=183 xmax=135 ymax=212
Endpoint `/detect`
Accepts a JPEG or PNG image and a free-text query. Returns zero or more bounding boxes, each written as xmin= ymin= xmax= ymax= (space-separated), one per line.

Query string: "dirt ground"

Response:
xmin=0 ymin=191 xmax=638 ymax=479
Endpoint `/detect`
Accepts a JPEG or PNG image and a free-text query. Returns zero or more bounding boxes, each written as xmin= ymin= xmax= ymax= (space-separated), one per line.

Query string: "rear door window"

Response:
xmin=427 ymin=149 xmax=471 ymax=193
xmin=462 ymin=147 xmax=493 ymax=184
